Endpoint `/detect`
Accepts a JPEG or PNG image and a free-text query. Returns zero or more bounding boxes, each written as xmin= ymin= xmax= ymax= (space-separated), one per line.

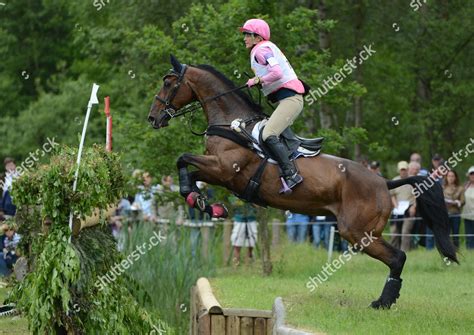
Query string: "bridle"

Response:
xmin=154 ymin=64 xmax=249 ymax=120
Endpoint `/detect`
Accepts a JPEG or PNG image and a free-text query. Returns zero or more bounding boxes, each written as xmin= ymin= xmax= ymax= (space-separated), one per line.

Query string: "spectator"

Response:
xmin=430 ymin=154 xmax=445 ymax=184
xmin=443 ymin=170 xmax=465 ymax=248
xmin=312 ymin=215 xmax=337 ymax=249
xmin=0 ymin=224 xmax=8 ymax=276
xmin=2 ymin=223 xmax=20 ymax=271
xmin=389 ymin=161 xmax=411 ymax=249
xmin=110 ymin=196 xmax=133 ymax=251
xmin=357 ymin=155 xmax=369 ymax=169
xmin=2 ymin=158 xmax=18 ymax=218
xmin=0 ymin=172 xmax=4 ymax=212
xmin=409 ymin=152 xmax=429 ymax=177
xmin=286 ymin=211 xmax=310 ymax=243
xmin=311 ymin=216 xmax=323 ymax=248
xmin=230 ymin=196 xmax=257 ymax=266
xmin=369 ymin=161 xmax=382 ymax=176
xmin=157 ymin=175 xmax=179 ymax=193
xmin=400 ymin=162 xmax=419 ymax=252
xmin=133 ymin=171 xmax=159 ymax=222
xmin=188 ymin=182 xmax=213 ymax=256
xmin=156 ymin=175 xmax=184 ymax=224
xmin=462 ymin=166 xmax=474 ymax=249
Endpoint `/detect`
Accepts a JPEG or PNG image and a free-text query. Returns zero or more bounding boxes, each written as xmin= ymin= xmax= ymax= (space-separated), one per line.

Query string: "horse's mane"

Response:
xmin=195 ymin=64 xmax=265 ymax=116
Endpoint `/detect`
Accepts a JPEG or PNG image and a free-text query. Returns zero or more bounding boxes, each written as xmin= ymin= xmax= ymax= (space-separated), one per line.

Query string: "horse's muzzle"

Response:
xmin=148 ymin=113 xmax=170 ymax=129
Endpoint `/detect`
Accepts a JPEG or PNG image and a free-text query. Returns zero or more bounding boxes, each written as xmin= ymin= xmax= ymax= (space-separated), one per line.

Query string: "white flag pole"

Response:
xmin=68 ymin=83 xmax=100 ymax=240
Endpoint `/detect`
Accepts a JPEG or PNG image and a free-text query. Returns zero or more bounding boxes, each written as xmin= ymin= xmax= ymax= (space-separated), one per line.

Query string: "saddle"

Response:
xmin=206 ymin=119 xmax=324 ymax=205
xmin=256 ymin=121 xmax=323 ymax=162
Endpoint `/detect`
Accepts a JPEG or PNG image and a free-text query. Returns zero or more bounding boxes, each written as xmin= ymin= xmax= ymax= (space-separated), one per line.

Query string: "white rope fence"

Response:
xmin=150 ymin=212 xmax=474 ymax=227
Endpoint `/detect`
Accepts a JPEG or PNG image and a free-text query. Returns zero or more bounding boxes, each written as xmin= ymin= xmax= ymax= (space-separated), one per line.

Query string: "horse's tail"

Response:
xmin=386 ymin=176 xmax=458 ymax=264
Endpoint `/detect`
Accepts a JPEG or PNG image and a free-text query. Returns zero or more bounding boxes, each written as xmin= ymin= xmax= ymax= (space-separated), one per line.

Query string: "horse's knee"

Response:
xmin=177 ymin=153 xmax=192 ymax=169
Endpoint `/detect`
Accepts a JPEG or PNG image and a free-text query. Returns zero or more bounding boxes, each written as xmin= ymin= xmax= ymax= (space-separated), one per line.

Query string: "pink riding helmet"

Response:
xmin=239 ymin=18 xmax=270 ymax=41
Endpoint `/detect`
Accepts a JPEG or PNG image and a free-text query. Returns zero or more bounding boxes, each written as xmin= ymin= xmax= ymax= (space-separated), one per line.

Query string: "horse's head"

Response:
xmin=148 ymin=54 xmax=196 ymax=129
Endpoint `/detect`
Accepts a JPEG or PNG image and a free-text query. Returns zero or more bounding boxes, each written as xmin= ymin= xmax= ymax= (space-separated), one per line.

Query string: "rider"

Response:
xmin=239 ymin=18 xmax=305 ymax=192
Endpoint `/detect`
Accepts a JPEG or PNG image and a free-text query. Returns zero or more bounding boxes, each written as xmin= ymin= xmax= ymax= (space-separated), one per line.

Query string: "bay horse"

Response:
xmin=147 ymin=55 xmax=458 ymax=309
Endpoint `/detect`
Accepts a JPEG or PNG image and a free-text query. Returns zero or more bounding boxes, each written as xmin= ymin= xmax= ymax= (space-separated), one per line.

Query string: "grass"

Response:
xmin=123 ymin=222 xmax=221 ymax=334
xmin=211 ymin=241 xmax=474 ymax=335
xmin=0 ymin=286 xmax=29 ymax=334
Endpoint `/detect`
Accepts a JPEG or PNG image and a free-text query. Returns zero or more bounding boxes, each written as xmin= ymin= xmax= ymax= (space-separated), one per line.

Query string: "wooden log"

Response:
xmin=223 ymin=308 xmax=272 ymax=318
xmin=254 ymin=318 xmax=266 ymax=335
xmin=198 ymin=312 xmax=211 ymax=335
xmin=266 ymin=318 xmax=273 ymax=335
xmin=226 ymin=315 xmax=240 ymax=335
xmin=210 ymin=315 xmax=225 ymax=334
xmin=71 ymin=204 xmax=115 ymax=236
xmin=196 ymin=278 xmax=223 ymax=314
xmin=240 ymin=317 xmax=253 ymax=335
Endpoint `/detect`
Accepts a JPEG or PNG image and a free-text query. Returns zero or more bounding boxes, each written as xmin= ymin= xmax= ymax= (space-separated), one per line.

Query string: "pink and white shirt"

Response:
xmin=250 ymin=41 xmax=304 ymax=96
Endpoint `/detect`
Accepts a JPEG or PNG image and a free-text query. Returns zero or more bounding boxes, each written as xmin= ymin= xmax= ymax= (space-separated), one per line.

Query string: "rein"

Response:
xmin=155 ymin=64 xmax=263 ymax=136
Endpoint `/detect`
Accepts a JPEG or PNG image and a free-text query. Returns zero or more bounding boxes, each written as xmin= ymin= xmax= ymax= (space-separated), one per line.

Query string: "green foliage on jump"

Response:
xmin=10 ymin=145 xmax=172 ymax=334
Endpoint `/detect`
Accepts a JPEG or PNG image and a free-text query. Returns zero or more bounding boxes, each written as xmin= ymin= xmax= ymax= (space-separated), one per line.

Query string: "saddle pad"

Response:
xmin=251 ymin=120 xmax=320 ymax=164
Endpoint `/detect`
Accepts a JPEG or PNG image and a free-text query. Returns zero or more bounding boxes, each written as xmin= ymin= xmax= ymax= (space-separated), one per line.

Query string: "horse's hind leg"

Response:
xmin=338 ymin=211 xmax=406 ymax=308
xmin=340 ymin=216 xmax=406 ymax=309
xmin=364 ymin=237 xmax=406 ymax=309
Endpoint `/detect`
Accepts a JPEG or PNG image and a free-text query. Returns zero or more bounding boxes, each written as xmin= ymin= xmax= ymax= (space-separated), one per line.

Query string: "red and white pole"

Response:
xmin=104 ymin=96 xmax=112 ymax=152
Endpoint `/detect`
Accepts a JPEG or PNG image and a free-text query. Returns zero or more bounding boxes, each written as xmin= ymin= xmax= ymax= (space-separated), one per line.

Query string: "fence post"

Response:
xmin=327 ymin=226 xmax=335 ymax=263
xmin=271 ymin=219 xmax=280 ymax=247
xmin=257 ymin=208 xmax=272 ymax=276
xmin=223 ymin=220 xmax=232 ymax=265
xmin=201 ymin=225 xmax=210 ymax=261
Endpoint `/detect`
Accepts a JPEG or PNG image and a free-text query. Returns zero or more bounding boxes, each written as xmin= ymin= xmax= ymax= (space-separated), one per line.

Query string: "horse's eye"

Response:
xmin=164 ymin=80 xmax=171 ymax=88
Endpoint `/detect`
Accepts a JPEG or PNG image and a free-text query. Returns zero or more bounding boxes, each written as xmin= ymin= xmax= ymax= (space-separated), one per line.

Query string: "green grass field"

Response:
xmin=0 ymin=285 xmax=29 ymax=335
xmin=211 ymin=242 xmax=474 ymax=335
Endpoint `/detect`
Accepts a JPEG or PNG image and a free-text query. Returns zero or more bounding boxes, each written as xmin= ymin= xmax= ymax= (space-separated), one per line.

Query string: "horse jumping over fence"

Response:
xmin=147 ymin=55 xmax=458 ymax=309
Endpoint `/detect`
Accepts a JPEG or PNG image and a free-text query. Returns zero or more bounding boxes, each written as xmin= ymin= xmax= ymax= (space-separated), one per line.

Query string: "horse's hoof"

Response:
xmin=370 ymin=299 xmax=392 ymax=310
xmin=210 ymin=203 xmax=228 ymax=219
xmin=186 ymin=192 xmax=206 ymax=211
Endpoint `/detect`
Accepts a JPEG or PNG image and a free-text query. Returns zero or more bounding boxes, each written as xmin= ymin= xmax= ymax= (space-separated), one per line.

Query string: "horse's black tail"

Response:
xmin=386 ymin=176 xmax=458 ymax=264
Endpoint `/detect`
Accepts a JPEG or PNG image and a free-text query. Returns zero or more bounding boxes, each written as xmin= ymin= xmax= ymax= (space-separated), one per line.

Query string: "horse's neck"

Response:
xmin=204 ymin=98 xmax=256 ymax=125
xmin=193 ymin=78 xmax=257 ymax=125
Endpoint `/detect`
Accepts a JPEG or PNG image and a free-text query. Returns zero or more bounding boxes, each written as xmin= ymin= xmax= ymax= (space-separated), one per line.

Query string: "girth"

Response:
xmin=206 ymin=126 xmax=268 ymax=206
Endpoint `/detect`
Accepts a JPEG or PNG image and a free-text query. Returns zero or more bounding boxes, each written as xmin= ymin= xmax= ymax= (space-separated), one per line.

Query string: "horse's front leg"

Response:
xmin=177 ymin=153 xmax=229 ymax=218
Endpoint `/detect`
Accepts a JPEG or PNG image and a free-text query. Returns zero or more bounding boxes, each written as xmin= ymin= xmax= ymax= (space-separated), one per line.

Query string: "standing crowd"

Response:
xmin=1 ymin=150 xmax=473 ymax=277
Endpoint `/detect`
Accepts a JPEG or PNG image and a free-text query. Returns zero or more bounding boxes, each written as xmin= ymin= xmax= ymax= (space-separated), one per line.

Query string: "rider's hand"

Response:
xmin=246 ymin=77 xmax=261 ymax=87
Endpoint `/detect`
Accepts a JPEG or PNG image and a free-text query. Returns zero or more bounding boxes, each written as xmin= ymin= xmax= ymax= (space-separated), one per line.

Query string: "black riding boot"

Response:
xmin=264 ymin=135 xmax=303 ymax=192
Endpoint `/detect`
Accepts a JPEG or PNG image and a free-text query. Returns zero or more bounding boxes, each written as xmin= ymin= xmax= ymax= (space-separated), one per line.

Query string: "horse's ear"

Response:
xmin=170 ymin=54 xmax=182 ymax=73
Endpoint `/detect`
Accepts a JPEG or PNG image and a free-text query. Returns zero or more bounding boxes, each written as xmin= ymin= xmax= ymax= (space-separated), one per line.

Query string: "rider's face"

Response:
xmin=243 ymin=33 xmax=260 ymax=49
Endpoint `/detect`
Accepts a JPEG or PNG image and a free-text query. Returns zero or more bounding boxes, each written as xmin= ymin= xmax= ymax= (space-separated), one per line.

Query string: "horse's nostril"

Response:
xmin=148 ymin=116 xmax=155 ymax=124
